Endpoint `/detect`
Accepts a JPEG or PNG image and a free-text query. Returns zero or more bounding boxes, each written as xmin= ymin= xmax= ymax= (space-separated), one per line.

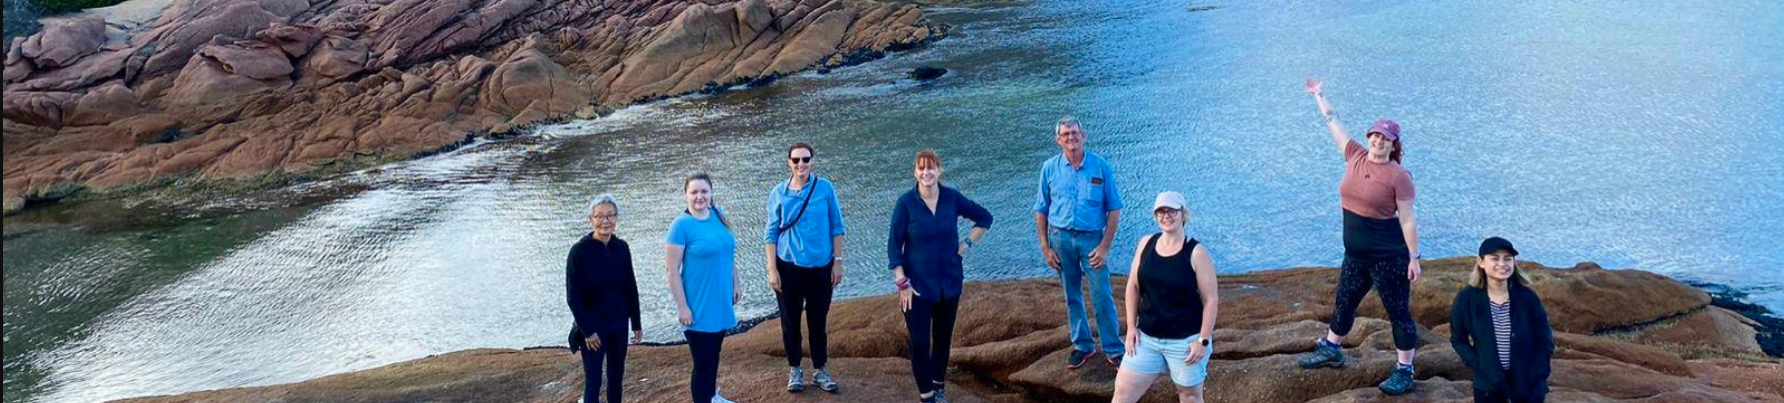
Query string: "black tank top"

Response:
xmin=1137 ymin=234 xmax=1204 ymax=339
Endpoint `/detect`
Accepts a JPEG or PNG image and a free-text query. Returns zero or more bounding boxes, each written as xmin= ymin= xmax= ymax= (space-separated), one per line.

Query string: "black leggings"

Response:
xmin=1474 ymin=385 xmax=1540 ymax=403
xmin=1330 ymin=253 xmax=1419 ymax=351
xmin=903 ymin=295 xmax=960 ymax=394
xmin=685 ymin=330 xmax=726 ymax=402
xmin=775 ymin=259 xmax=835 ymax=368
xmin=579 ymin=327 xmax=628 ymax=403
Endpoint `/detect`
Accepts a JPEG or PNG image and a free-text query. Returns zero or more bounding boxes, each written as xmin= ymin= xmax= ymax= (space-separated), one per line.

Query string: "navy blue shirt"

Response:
xmin=887 ymin=185 xmax=993 ymax=301
xmin=566 ymin=234 xmax=642 ymax=336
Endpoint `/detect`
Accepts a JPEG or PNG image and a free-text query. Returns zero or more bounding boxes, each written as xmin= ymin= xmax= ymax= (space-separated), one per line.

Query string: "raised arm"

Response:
xmin=1306 ymin=78 xmax=1351 ymax=156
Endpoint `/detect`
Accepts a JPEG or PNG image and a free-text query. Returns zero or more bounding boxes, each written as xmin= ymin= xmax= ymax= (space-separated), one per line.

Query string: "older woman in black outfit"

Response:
xmin=567 ymin=195 xmax=644 ymax=403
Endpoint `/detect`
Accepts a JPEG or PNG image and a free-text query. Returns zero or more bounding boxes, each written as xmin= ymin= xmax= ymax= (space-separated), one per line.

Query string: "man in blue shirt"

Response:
xmin=1034 ymin=116 xmax=1126 ymax=369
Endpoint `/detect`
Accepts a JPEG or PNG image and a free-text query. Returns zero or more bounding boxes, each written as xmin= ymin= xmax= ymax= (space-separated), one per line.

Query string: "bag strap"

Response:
xmin=776 ymin=178 xmax=818 ymax=234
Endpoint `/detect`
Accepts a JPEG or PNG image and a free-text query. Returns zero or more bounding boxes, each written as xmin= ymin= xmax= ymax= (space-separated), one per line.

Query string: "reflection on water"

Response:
xmin=5 ymin=1 xmax=1783 ymax=402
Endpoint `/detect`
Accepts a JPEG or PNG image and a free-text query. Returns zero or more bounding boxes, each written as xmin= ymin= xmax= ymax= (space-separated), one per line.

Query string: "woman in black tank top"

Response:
xmin=1113 ymin=191 xmax=1220 ymax=403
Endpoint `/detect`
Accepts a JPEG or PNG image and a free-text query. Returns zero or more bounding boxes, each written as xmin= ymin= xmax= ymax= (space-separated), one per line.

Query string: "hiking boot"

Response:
xmin=1378 ymin=365 xmax=1415 ymax=395
xmin=1297 ymin=339 xmax=1345 ymax=369
xmin=1067 ymin=349 xmax=1096 ymax=370
xmin=813 ymin=368 xmax=839 ymax=393
xmin=787 ymin=367 xmax=806 ymax=393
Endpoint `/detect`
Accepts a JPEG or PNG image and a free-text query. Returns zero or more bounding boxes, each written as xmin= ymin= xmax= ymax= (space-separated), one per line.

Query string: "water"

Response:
xmin=5 ymin=1 xmax=1783 ymax=402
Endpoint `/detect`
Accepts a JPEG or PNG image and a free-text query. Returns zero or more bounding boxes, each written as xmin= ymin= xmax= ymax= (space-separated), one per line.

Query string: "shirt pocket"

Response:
xmin=1078 ymin=177 xmax=1106 ymax=207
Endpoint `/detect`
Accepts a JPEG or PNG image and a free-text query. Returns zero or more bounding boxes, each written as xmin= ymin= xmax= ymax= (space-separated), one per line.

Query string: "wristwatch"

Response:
xmin=1201 ymin=338 xmax=1212 ymax=347
xmin=963 ymin=238 xmax=975 ymax=247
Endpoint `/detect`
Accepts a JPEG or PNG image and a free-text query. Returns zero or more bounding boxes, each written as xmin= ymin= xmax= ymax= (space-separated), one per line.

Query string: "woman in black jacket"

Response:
xmin=567 ymin=195 xmax=643 ymax=403
xmin=1450 ymin=237 xmax=1554 ymax=403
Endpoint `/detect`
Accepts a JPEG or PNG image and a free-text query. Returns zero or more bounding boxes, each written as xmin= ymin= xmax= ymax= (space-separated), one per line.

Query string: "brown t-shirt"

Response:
xmin=1339 ymin=140 xmax=1415 ymax=219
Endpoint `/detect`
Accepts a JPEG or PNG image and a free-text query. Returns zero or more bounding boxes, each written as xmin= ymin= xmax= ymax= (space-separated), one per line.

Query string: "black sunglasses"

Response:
xmin=789 ymin=157 xmax=812 ymax=164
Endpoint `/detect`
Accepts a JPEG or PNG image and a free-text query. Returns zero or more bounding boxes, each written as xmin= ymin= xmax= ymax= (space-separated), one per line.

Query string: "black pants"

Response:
xmin=579 ymin=326 xmax=628 ymax=403
xmin=1474 ymin=383 xmax=1540 ymax=402
xmin=684 ymin=330 xmax=726 ymax=403
xmin=903 ymin=295 xmax=960 ymax=394
xmin=775 ymin=259 xmax=835 ymax=368
xmin=1330 ymin=253 xmax=1420 ymax=351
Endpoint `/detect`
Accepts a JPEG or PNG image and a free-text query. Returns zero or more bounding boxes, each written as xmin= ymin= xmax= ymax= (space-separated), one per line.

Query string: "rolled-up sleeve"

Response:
xmin=763 ymin=186 xmax=783 ymax=243
xmin=826 ymin=182 xmax=846 ymax=237
xmin=1033 ymin=163 xmax=1052 ymax=214
xmin=887 ymin=197 xmax=910 ymax=270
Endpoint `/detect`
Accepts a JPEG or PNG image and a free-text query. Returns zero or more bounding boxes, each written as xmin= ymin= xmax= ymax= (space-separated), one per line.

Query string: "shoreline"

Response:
xmin=108 ymin=258 xmax=1784 ymax=403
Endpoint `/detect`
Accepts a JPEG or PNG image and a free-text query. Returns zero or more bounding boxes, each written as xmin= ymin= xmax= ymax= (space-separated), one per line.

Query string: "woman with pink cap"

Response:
xmin=1295 ymin=78 xmax=1424 ymax=396
xmin=1111 ymin=191 xmax=1220 ymax=403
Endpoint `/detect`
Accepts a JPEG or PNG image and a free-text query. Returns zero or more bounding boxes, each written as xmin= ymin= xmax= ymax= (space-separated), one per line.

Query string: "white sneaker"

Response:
xmin=711 ymin=394 xmax=735 ymax=403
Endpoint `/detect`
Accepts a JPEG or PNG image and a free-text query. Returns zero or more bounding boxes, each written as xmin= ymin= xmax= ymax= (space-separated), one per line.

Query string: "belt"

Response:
xmin=1052 ymin=226 xmax=1099 ymax=234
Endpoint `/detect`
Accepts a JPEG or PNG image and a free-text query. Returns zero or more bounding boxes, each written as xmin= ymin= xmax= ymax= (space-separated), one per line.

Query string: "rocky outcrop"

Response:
xmin=2 ymin=0 xmax=945 ymax=213
xmin=113 ymin=258 xmax=1784 ymax=403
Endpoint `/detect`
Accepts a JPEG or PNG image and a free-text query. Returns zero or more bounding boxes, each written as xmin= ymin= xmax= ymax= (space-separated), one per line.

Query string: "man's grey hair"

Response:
xmin=1057 ymin=116 xmax=1082 ymax=132
xmin=586 ymin=194 xmax=618 ymax=216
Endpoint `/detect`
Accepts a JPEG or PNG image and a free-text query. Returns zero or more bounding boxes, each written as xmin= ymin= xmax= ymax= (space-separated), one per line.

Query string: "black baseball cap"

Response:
xmin=1478 ymin=237 xmax=1519 ymax=257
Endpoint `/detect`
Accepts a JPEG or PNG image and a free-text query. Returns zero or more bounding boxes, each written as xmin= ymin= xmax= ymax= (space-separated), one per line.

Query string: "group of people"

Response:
xmin=563 ymin=79 xmax=1558 ymax=403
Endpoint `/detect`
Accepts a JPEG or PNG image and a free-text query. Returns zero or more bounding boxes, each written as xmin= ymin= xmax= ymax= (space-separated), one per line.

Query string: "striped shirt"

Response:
xmin=1491 ymin=300 xmax=1513 ymax=370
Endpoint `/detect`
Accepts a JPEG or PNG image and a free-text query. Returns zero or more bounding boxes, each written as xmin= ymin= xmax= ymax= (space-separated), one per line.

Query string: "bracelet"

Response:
xmin=895 ymin=277 xmax=911 ymax=290
xmin=1321 ymin=111 xmax=1339 ymax=125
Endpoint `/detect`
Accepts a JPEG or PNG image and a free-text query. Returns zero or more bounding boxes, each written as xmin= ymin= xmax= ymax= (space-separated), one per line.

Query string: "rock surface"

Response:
xmin=3 ymin=0 xmax=945 ymax=213
xmin=113 ymin=258 xmax=1784 ymax=403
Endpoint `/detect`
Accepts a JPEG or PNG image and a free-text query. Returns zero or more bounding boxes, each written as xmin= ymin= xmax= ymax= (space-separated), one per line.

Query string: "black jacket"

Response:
xmin=1450 ymin=282 xmax=1555 ymax=401
xmin=566 ymin=234 xmax=641 ymax=352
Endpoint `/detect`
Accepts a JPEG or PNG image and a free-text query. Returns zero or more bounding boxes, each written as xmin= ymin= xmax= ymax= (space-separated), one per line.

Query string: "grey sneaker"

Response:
xmin=813 ymin=368 xmax=839 ymax=393
xmin=932 ymin=387 xmax=951 ymax=403
xmin=787 ymin=367 xmax=806 ymax=393
xmin=1379 ymin=365 xmax=1415 ymax=395
xmin=1297 ymin=339 xmax=1345 ymax=369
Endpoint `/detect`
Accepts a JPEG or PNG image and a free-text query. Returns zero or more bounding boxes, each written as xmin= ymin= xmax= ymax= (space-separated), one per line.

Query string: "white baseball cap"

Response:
xmin=1152 ymin=191 xmax=1187 ymax=212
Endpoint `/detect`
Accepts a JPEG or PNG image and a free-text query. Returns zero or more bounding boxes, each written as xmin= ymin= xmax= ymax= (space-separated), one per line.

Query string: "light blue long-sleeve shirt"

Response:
xmin=764 ymin=176 xmax=846 ymax=268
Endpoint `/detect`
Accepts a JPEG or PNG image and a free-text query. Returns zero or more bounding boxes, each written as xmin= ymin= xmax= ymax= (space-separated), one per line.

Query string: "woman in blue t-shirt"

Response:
xmin=665 ymin=173 xmax=740 ymax=403
xmin=888 ymin=150 xmax=993 ymax=403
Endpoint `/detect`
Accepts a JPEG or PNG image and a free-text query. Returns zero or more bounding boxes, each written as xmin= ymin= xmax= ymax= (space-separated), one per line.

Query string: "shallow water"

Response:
xmin=5 ymin=1 xmax=1782 ymax=402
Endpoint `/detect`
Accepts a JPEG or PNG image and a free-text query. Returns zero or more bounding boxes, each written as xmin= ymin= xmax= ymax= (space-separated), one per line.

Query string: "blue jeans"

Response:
xmin=1052 ymin=228 xmax=1124 ymax=355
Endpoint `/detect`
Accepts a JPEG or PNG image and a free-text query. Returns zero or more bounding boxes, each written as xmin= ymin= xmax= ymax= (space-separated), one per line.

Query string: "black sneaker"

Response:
xmin=1106 ymin=352 xmax=1123 ymax=367
xmin=1067 ymin=349 xmax=1096 ymax=370
xmin=1297 ymin=340 xmax=1345 ymax=369
xmin=1378 ymin=365 xmax=1415 ymax=395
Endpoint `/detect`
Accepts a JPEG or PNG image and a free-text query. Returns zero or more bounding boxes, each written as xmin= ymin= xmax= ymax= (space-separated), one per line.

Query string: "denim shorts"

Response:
xmin=1119 ymin=331 xmax=1211 ymax=387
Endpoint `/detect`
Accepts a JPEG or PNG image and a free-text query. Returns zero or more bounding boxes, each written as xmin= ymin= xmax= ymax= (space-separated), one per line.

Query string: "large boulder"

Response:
xmin=4 ymin=0 xmax=947 ymax=210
